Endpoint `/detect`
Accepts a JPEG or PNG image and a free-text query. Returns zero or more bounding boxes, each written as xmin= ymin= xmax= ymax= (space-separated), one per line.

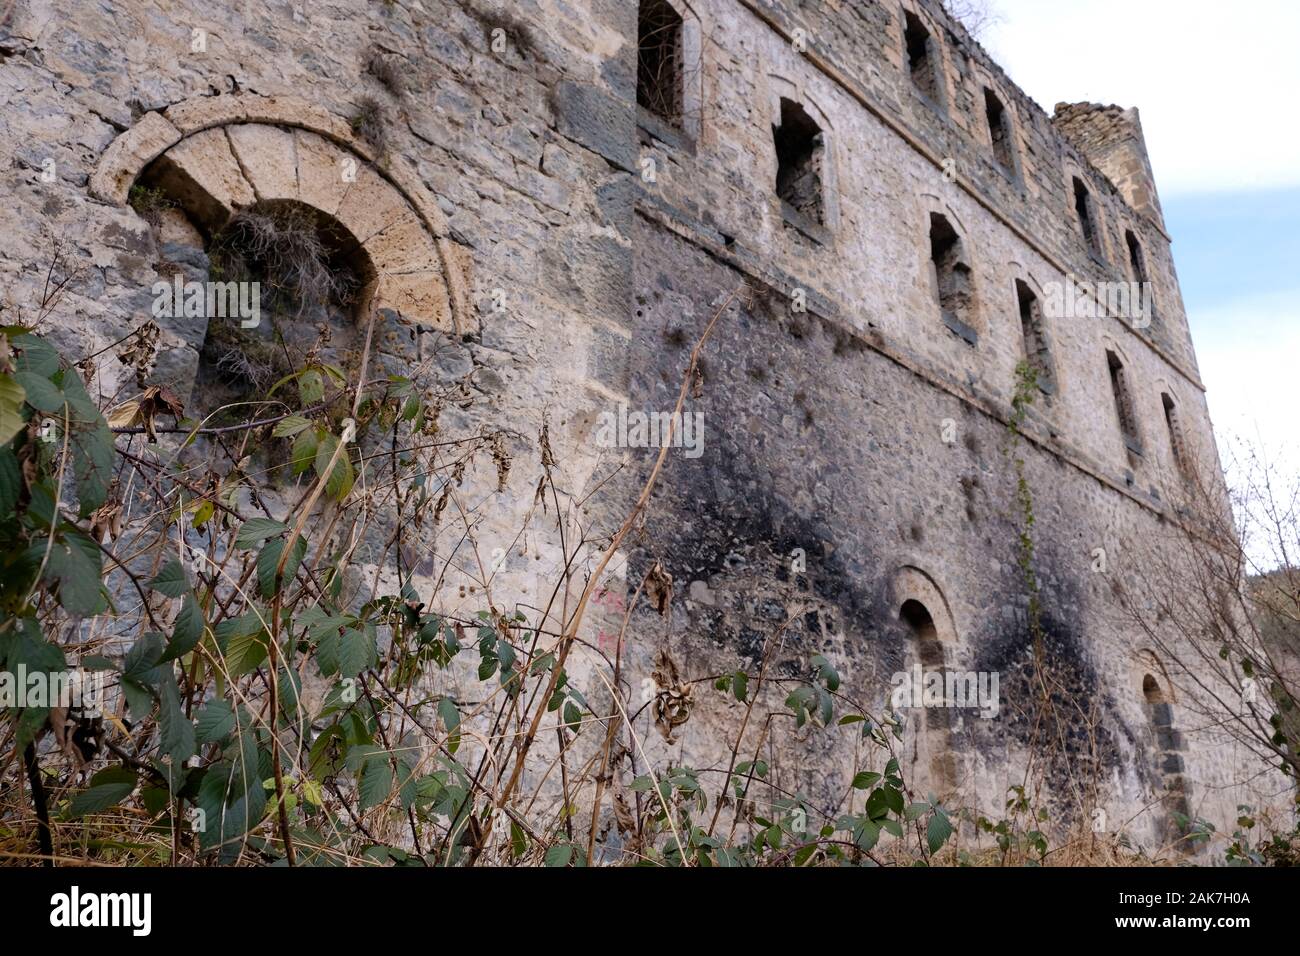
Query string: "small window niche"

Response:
xmin=929 ymin=213 xmax=977 ymax=345
xmin=1125 ymin=229 xmax=1158 ymax=323
xmin=984 ymin=88 xmax=1017 ymax=177
xmin=773 ymin=98 xmax=828 ymax=239
xmin=1015 ymin=280 xmax=1055 ymax=396
xmin=1125 ymin=229 xmax=1149 ymax=284
xmin=904 ymin=11 xmax=944 ymax=109
xmin=1106 ymin=349 xmax=1143 ymax=460
xmin=1162 ymin=392 xmax=1193 ymax=483
xmin=1073 ymin=176 xmax=1104 ymax=260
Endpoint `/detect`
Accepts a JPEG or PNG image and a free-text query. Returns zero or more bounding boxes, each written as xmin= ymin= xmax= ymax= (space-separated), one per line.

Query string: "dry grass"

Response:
xmin=470 ymin=3 xmax=537 ymax=59
xmin=208 ymin=205 xmax=352 ymax=319
xmin=365 ymin=48 xmax=407 ymax=97
xmin=349 ymin=95 xmax=389 ymax=153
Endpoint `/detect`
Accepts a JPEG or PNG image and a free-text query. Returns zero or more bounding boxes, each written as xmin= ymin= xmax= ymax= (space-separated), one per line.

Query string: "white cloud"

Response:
xmin=979 ymin=0 xmax=1300 ymax=196
xmin=1191 ymin=289 xmax=1300 ymax=483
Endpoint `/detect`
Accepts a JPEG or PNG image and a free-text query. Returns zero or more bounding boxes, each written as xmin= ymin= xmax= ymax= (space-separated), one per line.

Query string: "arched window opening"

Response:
xmin=1016 ymin=280 xmax=1055 ymax=395
xmin=1106 ymin=349 xmax=1143 ymax=459
xmin=1125 ymin=229 xmax=1149 ymax=285
xmin=901 ymin=599 xmax=943 ymax=666
xmin=901 ymin=599 xmax=958 ymax=796
xmin=99 ymin=106 xmax=461 ymax=504
xmin=1072 ymin=176 xmax=1103 ymax=259
xmin=773 ymin=98 xmax=826 ymax=228
xmin=134 ymin=156 xmax=375 ymax=482
xmin=929 ymin=213 xmax=976 ymax=344
xmin=1125 ymin=229 xmax=1158 ymax=322
xmin=1161 ymin=393 xmax=1193 ymax=482
xmin=1142 ymin=671 xmax=1191 ymax=846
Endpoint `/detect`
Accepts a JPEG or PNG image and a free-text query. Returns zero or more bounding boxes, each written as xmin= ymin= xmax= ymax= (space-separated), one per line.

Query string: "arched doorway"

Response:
xmin=898 ymin=593 xmax=959 ymax=799
xmin=1141 ymin=669 xmax=1191 ymax=847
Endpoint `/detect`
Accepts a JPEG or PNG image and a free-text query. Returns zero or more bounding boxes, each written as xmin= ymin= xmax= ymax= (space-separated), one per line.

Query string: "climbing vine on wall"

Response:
xmin=1006 ymin=359 xmax=1044 ymax=662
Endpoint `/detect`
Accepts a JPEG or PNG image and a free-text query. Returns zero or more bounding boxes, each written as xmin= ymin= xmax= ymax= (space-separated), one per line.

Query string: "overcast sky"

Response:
xmin=976 ymin=0 xmax=1300 ymax=507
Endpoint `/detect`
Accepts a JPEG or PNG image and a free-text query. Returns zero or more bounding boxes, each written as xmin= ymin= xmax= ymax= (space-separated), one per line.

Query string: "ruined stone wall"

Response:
xmin=0 ymin=0 xmax=1284 ymax=852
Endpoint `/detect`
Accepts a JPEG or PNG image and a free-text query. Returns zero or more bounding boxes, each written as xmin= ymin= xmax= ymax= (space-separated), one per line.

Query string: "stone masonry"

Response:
xmin=0 ymin=0 xmax=1287 ymax=852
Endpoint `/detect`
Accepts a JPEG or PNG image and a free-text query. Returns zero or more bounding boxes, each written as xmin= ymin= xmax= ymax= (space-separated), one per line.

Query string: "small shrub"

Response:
xmin=200 ymin=319 xmax=294 ymax=397
xmin=127 ymin=184 xmax=174 ymax=226
xmin=366 ymin=49 xmax=407 ymax=97
xmin=475 ymin=5 xmax=536 ymax=59
xmin=349 ymin=95 xmax=389 ymax=153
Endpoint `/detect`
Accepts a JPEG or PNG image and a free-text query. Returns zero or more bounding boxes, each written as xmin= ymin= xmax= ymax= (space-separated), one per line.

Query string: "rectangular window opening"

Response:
xmin=1016 ymin=280 xmax=1053 ymax=393
xmin=1125 ymin=230 xmax=1148 ymax=284
xmin=905 ymin=12 xmax=941 ymax=104
xmin=1107 ymin=349 xmax=1143 ymax=456
xmin=1163 ymin=393 xmax=1193 ymax=481
xmin=638 ymin=0 xmax=684 ymax=126
xmin=773 ymin=98 xmax=826 ymax=227
xmin=1073 ymin=176 xmax=1103 ymax=258
xmin=985 ymin=88 xmax=1014 ymax=173
xmin=930 ymin=213 xmax=975 ymax=341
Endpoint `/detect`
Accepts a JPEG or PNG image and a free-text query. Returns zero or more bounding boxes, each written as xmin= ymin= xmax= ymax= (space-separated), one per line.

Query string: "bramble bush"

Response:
xmin=0 ymin=284 xmax=974 ymax=867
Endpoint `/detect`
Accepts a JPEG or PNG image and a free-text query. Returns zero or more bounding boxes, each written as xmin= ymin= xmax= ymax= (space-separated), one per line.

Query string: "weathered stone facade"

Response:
xmin=1 ymin=0 xmax=1284 ymax=852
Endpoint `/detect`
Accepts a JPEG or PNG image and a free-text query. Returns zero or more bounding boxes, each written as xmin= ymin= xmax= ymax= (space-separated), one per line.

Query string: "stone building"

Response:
xmin=0 ymin=0 xmax=1285 ymax=853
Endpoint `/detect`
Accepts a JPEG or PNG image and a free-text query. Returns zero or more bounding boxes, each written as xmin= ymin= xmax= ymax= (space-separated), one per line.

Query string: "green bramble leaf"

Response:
xmin=0 ymin=375 xmax=25 ymax=446
xmin=149 ymin=559 xmax=189 ymax=598
xmin=63 ymin=767 xmax=138 ymax=820
xmin=235 ymin=518 xmax=287 ymax=549
xmin=272 ymin=415 xmax=312 ymax=438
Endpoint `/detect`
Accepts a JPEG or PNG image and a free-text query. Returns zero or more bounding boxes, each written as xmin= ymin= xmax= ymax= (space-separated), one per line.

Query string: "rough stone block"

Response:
xmin=89 ymin=112 xmax=182 ymax=204
xmin=366 ymin=216 xmax=443 ymax=276
xmin=294 ymin=130 xmax=353 ymax=218
xmin=336 ymin=166 xmax=418 ymax=244
xmin=226 ymin=124 xmax=299 ymax=202
xmin=552 ymin=81 xmax=636 ymax=174
xmin=151 ymin=128 xmax=255 ymax=230
xmin=365 ymin=271 xmax=454 ymax=332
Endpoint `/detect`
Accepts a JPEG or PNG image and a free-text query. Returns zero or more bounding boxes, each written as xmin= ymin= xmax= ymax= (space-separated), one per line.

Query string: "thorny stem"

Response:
xmin=481 ymin=286 xmax=742 ymax=856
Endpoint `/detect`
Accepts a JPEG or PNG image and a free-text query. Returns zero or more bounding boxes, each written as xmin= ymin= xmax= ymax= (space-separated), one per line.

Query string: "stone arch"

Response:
xmin=891 ymin=565 xmax=959 ymax=645
xmin=1133 ymin=649 xmax=1175 ymax=704
xmin=1098 ymin=333 xmax=1135 ymax=372
xmin=90 ymin=93 xmax=469 ymax=336
xmin=1006 ymin=260 xmax=1046 ymax=300
xmin=765 ymin=74 xmax=836 ymax=138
